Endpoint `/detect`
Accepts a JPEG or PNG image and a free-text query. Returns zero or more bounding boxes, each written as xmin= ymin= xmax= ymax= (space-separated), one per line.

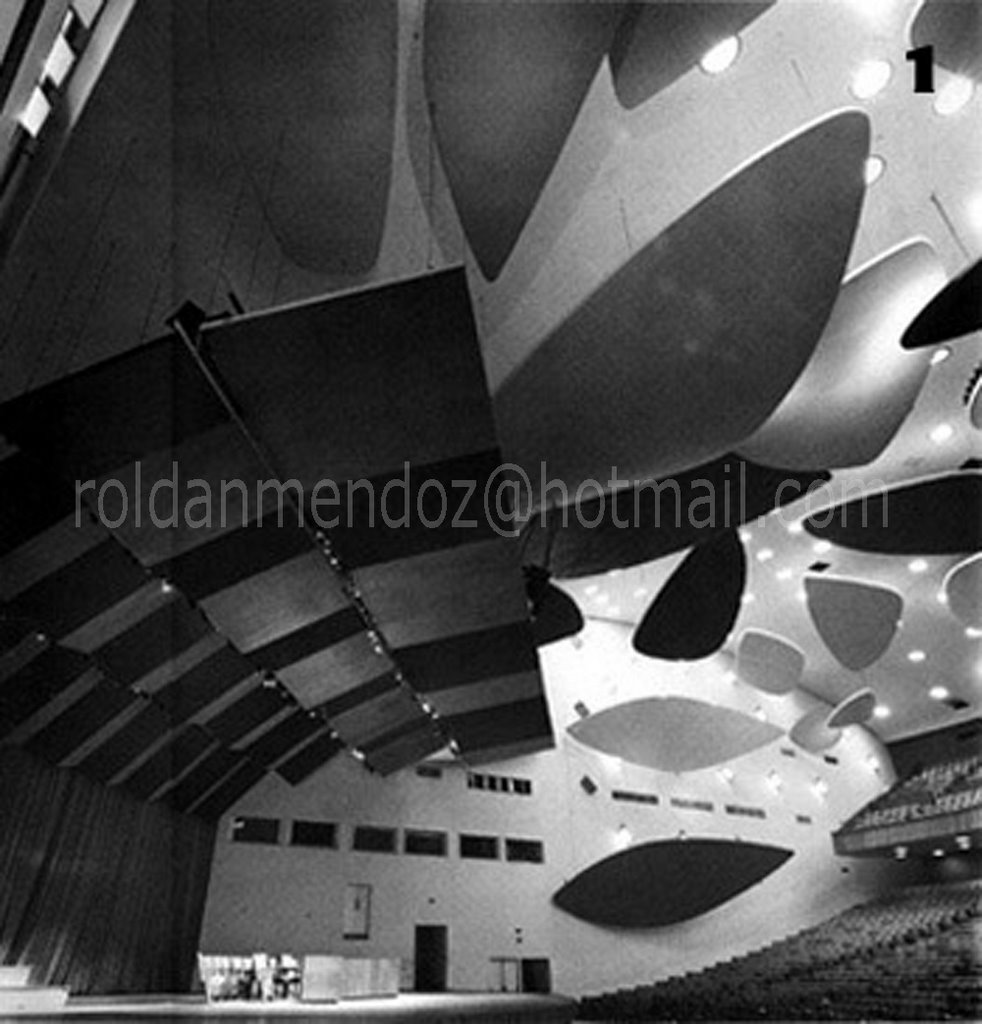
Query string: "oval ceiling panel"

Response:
xmin=805 ymin=576 xmax=903 ymax=671
xmin=910 ymin=0 xmax=982 ymax=83
xmin=567 ymin=696 xmax=782 ymax=772
xmin=736 ymin=629 xmax=805 ymax=695
xmin=553 ymin=838 xmax=793 ymax=927
xmin=944 ymin=553 xmax=982 ymax=628
xmin=633 ymin=529 xmax=745 ymax=660
xmin=609 ymin=2 xmax=775 ymax=110
xmin=789 ymin=705 xmax=840 ymax=753
xmin=901 ymin=257 xmax=982 ymax=350
xmin=804 ymin=474 xmax=982 ymax=555
xmin=494 ymin=111 xmax=870 ymax=499
xmin=739 ymin=241 xmax=944 ymax=470
xmin=827 ymin=687 xmax=877 ymax=729
xmin=207 ymin=0 xmax=398 ymax=275
xmin=424 ymin=0 xmax=624 ymax=280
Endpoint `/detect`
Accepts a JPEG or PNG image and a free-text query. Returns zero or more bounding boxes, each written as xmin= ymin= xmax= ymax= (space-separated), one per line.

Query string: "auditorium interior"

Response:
xmin=0 ymin=1 xmax=980 ymax=1021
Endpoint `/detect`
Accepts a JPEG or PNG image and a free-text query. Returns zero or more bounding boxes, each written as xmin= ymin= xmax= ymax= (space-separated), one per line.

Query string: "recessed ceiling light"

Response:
xmin=907 ymin=650 xmax=926 ymax=663
xmin=753 ymin=707 xmax=767 ymax=722
xmin=756 ymin=548 xmax=775 ymax=563
xmin=933 ymin=848 xmax=945 ymax=858
xmin=873 ymin=704 xmax=891 ymax=719
xmin=796 ymin=589 xmax=808 ymax=603
xmin=739 ymin=529 xmax=753 ymax=543
xmin=930 ymin=346 xmax=952 ymax=365
xmin=633 ymin=586 xmax=648 ymax=599
xmin=614 ymin=825 xmax=632 ymax=849
xmin=742 ymin=592 xmax=755 ymax=604
xmin=19 ymin=86 xmax=52 ymax=138
xmin=936 ymin=590 xmax=949 ymax=605
xmin=929 ymin=685 xmax=950 ymax=701
xmin=966 ymin=626 xmax=982 ymax=639
xmin=894 ymin=845 xmax=908 ymax=859
xmin=584 ymin=584 xmax=599 ymax=596
xmin=787 ymin=520 xmax=804 ymax=535
xmin=850 ymin=59 xmax=892 ymax=100
xmin=908 ymin=558 xmax=929 ymax=573
xmin=775 ymin=568 xmax=793 ymax=581
xmin=863 ymin=155 xmax=885 ymax=185
xmin=812 ymin=540 xmax=832 ymax=555
xmin=700 ymin=35 xmax=740 ymax=75
xmin=930 ymin=423 xmax=954 ymax=444
xmin=933 ymin=74 xmax=974 ymax=116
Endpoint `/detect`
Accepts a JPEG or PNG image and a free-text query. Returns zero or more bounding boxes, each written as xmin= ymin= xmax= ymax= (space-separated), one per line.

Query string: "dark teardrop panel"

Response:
xmin=901 ymin=258 xmax=982 ymax=349
xmin=553 ymin=838 xmax=793 ymax=927
xmin=633 ymin=529 xmax=744 ymax=660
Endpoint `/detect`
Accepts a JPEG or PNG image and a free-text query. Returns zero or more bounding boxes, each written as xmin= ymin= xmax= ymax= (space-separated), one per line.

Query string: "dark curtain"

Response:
xmin=0 ymin=745 xmax=216 ymax=994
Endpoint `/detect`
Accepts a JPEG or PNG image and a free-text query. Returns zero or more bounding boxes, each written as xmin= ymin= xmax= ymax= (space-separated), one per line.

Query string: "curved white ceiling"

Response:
xmin=739 ymin=240 xmax=945 ymax=470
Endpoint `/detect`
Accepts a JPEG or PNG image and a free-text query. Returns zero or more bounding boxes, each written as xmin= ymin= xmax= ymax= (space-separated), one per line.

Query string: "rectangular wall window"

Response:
xmin=505 ymin=838 xmax=544 ymax=863
xmin=612 ymin=789 xmax=659 ymax=805
xmin=404 ymin=829 xmax=448 ymax=857
xmin=415 ymin=765 xmax=442 ymax=779
xmin=460 ymin=833 xmax=499 ymax=860
xmin=231 ymin=816 xmax=280 ymax=844
xmin=670 ymin=797 xmax=714 ymax=812
xmin=725 ymin=804 xmax=767 ymax=819
xmin=342 ymin=883 xmax=371 ymax=939
xmin=290 ymin=820 xmax=337 ymax=848
xmin=352 ymin=825 xmax=397 ymax=853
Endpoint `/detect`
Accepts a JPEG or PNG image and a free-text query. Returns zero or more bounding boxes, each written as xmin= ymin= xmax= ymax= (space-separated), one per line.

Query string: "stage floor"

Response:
xmin=18 ymin=992 xmax=579 ymax=1023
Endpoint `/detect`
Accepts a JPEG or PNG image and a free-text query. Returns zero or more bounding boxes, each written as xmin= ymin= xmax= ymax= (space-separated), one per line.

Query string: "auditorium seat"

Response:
xmin=577 ymin=880 xmax=982 ymax=1020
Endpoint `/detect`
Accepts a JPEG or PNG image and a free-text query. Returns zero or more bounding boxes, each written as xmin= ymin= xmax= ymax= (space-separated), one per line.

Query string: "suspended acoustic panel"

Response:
xmin=910 ymin=0 xmax=982 ymax=83
xmin=739 ymin=241 xmax=944 ymax=469
xmin=609 ymin=2 xmax=774 ymax=110
xmin=805 ymin=576 xmax=902 ymax=671
xmin=494 ymin=111 xmax=870 ymax=498
xmin=901 ymin=257 xmax=982 ymax=349
xmin=804 ymin=474 xmax=982 ymax=555
xmin=207 ymin=0 xmax=398 ymax=274
xmin=524 ymin=568 xmax=585 ymax=647
xmin=567 ymin=697 xmax=782 ymax=772
xmin=736 ymin=630 xmax=805 ymax=695
xmin=633 ymin=529 xmax=744 ymax=659
xmin=424 ymin=0 xmax=623 ymax=279
xmin=553 ymin=838 xmax=793 ymax=927
xmin=944 ymin=553 xmax=982 ymax=628
xmin=827 ymin=688 xmax=877 ymax=729
xmin=526 ymin=455 xmax=828 ymax=579
xmin=790 ymin=705 xmax=840 ymax=753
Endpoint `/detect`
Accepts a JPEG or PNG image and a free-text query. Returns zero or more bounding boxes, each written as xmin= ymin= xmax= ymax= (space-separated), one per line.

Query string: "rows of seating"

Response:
xmin=843 ymin=755 xmax=982 ymax=832
xmin=577 ymin=880 xmax=981 ymax=1021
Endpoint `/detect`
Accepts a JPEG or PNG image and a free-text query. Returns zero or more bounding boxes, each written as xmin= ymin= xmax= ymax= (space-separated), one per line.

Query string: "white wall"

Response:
xmin=200 ymin=620 xmax=904 ymax=998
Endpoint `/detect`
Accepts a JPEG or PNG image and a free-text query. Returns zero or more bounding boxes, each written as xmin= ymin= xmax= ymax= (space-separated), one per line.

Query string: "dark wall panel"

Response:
xmin=0 ymin=745 xmax=215 ymax=994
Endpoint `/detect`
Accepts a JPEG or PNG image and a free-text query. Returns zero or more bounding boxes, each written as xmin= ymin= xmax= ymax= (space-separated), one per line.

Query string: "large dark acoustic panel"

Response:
xmin=526 ymin=456 xmax=828 ymax=579
xmin=901 ymin=257 xmax=982 ymax=349
xmin=633 ymin=529 xmax=744 ymax=659
xmin=424 ymin=0 xmax=624 ymax=279
xmin=122 ymin=726 xmax=216 ymax=800
xmin=804 ymin=474 xmax=982 ymax=555
xmin=0 ymin=453 xmax=78 ymax=557
xmin=553 ymin=838 xmax=792 ymax=927
xmin=567 ymin=697 xmax=781 ymax=772
xmin=609 ymin=2 xmax=774 ymax=110
xmin=494 ymin=112 xmax=869 ymax=500
xmin=0 ymin=644 xmax=94 ymax=738
xmin=26 ymin=682 xmax=137 ymax=766
xmin=910 ymin=0 xmax=982 ymax=83
xmin=276 ymin=730 xmax=344 ymax=786
xmin=208 ymin=0 xmax=398 ymax=274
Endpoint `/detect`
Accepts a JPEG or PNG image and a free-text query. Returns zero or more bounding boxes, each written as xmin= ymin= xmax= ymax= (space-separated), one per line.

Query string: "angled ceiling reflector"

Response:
xmin=901 ymin=257 xmax=982 ymax=349
xmin=805 ymin=575 xmax=903 ymax=671
xmin=789 ymin=705 xmax=840 ymax=753
xmin=633 ymin=529 xmax=744 ymax=659
xmin=609 ymin=2 xmax=775 ymax=110
xmin=424 ymin=0 xmax=624 ymax=279
xmin=944 ymin=553 xmax=982 ymax=628
xmin=739 ymin=240 xmax=945 ymax=469
xmin=736 ymin=630 xmax=805 ymax=695
xmin=804 ymin=473 xmax=982 ymax=555
xmin=553 ymin=838 xmax=792 ymax=927
xmin=494 ymin=111 xmax=870 ymax=501
xmin=910 ymin=0 xmax=982 ymax=83
xmin=207 ymin=0 xmax=398 ymax=274
xmin=567 ymin=696 xmax=782 ymax=772
xmin=827 ymin=688 xmax=877 ymax=729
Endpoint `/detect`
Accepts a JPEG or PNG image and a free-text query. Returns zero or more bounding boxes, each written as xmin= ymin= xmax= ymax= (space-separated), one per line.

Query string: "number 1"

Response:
xmin=906 ymin=45 xmax=934 ymax=93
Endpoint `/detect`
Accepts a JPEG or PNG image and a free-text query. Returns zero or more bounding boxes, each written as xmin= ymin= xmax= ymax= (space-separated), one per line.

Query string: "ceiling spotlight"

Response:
xmin=351 ymin=748 xmax=366 ymax=762
xmin=796 ymin=589 xmax=808 ymax=603
xmin=775 ymin=567 xmax=793 ymax=581
xmin=894 ymin=845 xmax=908 ymax=860
xmin=930 ymin=346 xmax=952 ymax=366
xmin=633 ymin=586 xmax=648 ymax=599
xmin=873 ymin=704 xmax=891 ymax=719
xmin=739 ymin=529 xmax=753 ymax=543
xmin=766 ymin=770 xmax=782 ymax=790
xmin=933 ymin=74 xmax=974 ymax=116
xmin=966 ymin=627 xmax=982 ymax=639
xmin=936 ymin=590 xmax=949 ymax=605
xmin=907 ymin=650 xmax=926 ymax=663
xmin=812 ymin=778 xmax=829 ymax=797
xmin=863 ymin=155 xmax=885 ymax=186
xmin=849 ymin=59 xmax=892 ymax=100
xmin=929 ymin=685 xmax=950 ymax=701
xmin=614 ymin=825 xmax=632 ymax=850
xmin=756 ymin=548 xmax=775 ymax=563
xmin=787 ymin=520 xmax=804 ymax=535
xmin=742 ymin=592 xmax=756 ymax=605
xmin=718 ymin=767 xmax=735 ymax=783
xmin=700 ymin=35 xmax=740 ymax=75
xmin=933 ymin=848 xmax=945 ymax=858
xmin=812 ymin=540 xmax=832 ymax=555
xmin=908 ymin=558 xmax=928 ymax=574
xmin=753 ymin=707 xmax=767 ymax=722
xmin=956 ymin=835 xmax=971 ymax=850
xmin=584 ymin=584 xmax=599 ymax=596
xmin=930 ymin=423 xmax=954 ymax=444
